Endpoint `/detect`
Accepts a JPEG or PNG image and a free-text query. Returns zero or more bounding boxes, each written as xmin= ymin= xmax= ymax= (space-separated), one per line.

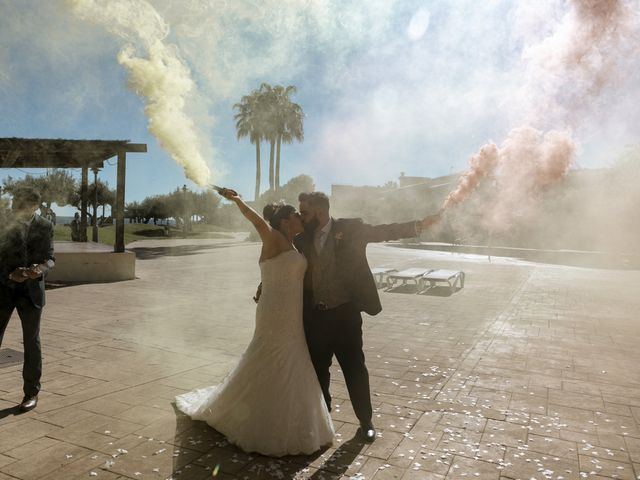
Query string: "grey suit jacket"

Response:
xmin=294 ymin=217 xmax=418 ymax=316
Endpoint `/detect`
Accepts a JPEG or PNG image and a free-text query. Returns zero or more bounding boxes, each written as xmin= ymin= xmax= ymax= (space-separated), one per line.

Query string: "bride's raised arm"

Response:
xmin=218 ymin=188 xmax=272 ymax=244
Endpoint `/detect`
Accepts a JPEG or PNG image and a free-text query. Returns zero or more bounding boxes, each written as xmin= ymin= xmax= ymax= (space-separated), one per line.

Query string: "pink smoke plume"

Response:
xmin=442 ymin=143 xmax=499 ymax=210
xmin=441 ymin=0 xmax=633 ymax=226
xmin=442 ymin=128 xmax=575 ymax=220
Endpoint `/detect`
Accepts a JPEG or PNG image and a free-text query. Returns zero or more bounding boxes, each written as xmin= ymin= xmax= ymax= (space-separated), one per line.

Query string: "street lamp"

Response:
xmin=182 ymin=184 xmax=187 ymax=238
xmin=91 ymin=166 xmax=100 ymax=242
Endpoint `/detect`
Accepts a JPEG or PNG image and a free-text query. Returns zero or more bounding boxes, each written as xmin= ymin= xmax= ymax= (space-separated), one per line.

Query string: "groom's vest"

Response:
xmin=308 ymin=232 xmax=350 ymax=309
xmin=296 ymin=217 xmax=419 ymax=316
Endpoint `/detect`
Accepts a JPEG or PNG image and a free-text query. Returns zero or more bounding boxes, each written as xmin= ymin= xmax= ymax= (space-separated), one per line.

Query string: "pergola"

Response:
xmin=0 ymin=138 xmax=147 ymax=252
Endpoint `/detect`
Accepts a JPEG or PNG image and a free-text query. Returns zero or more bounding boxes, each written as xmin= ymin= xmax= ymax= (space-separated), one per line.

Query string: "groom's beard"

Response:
xmin=304 ymin=216 xmax=319 ymax=235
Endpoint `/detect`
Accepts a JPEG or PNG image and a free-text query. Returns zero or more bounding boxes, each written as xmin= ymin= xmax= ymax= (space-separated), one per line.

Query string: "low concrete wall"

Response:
xmin=47 ymin=250 xmax=136 ymax=283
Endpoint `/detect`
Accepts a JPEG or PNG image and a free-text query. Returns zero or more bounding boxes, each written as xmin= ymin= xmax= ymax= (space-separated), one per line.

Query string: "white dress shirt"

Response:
xmin=314 ymin=218 xmax=333 ymax=254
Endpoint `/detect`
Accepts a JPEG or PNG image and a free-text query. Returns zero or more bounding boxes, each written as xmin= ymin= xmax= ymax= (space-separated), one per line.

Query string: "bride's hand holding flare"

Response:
xmin=221 ymin=189 xmax=240 ymax=202
xmin=211 ymin=185 xmax=240 ymax=201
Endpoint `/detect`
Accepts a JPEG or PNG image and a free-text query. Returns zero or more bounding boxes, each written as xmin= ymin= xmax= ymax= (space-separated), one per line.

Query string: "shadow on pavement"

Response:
xmin=418 ymin=286 xmax=463 ymax=297
xmin=131 ymin=243 xmax=241 ymax=260
xmin=384 ymin=284 xmax=421 ymax=294
xmin=0 ymin=405 xmax=22 ymax=421
xmin=171 ymin=403 xmax=365 ymax=478
xmin=308 ymin=436 xmax=367 ymax=479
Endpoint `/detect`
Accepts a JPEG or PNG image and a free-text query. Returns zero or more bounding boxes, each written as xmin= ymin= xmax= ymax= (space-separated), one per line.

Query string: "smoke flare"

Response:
xmin=68 ymin=0 xmax=211 ymax=186
xmin=442 ymin=143 xmax=499 ymax=210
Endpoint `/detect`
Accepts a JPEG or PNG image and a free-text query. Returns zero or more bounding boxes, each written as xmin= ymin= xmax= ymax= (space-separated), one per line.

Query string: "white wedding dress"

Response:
xmin=175 ymin=249 xmax=334 ymax=456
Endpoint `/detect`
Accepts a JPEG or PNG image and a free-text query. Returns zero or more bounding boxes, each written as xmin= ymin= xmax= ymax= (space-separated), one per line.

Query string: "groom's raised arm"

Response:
xmin=358 ymin=213 xmax=441 ymax=244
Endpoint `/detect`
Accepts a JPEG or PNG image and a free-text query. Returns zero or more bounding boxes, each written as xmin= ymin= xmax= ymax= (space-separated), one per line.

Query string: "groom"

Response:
xmin=295 ymin=191 xmax=440 ymax=442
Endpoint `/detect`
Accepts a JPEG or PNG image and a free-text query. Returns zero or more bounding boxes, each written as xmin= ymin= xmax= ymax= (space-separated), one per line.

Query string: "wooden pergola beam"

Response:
xmin=114 ymin=144 xmax=147 ymax=253
xmin=0 ymin=138 xmax=147 ymax=252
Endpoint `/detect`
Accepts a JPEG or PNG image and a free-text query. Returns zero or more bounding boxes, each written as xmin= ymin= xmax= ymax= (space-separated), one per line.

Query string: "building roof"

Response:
xmin=0 ymin=138 xmax=146 ymax=169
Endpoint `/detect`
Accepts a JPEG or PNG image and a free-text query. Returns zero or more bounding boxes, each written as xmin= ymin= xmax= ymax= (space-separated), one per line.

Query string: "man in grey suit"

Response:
xmin=0 ymin=186 xmax=55 ymax=412
xmin=295 ymin=191 xmax=440 ymax=442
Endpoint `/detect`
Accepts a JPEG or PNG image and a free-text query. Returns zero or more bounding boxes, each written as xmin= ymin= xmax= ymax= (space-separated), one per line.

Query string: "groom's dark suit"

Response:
xmin=0 ymin=214 xmax=55 ymax=398
xmin=294 ymin=217 xmax=418 ymax=426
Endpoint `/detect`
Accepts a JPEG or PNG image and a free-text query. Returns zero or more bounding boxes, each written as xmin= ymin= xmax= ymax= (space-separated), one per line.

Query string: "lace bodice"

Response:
xmin=255 ymin=249 xmax=306 ymax=338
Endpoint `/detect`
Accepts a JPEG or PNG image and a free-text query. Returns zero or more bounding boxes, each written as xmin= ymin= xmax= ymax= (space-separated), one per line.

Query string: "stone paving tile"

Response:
xmin=448 ymin=456 xmax=501 ymax=479
xmin=579 ymin=454 xmax=635 ymax=479
xmin=400 ymin=469 xmax=445 ymax=480
xmin=33 ymin=381 xmax=131 ymax=414
xmin=505 ymin=445 xmax=582 ymax=478
xmin=114 ymin=404 xmax=174 ymax=426
xmin=38 ymin=452 xmax=115 ymax=480
xmin=36 ymin=403 xmax=98 ymax=427
xmin=481 ymin=419 xmax=528 ymax=447
xmin=0 ymin=454 xmax=15 ymax=469
xmin=625 ymin=435 xmax=640 ymax=464
xmin=440 ymin=440 xmax=506 ymax=465
xmin=559 ymin=429 xmax=601 ymax=446
xmin=524 ymin=433 xmax=578 ymax=460
xmin=75 ymin=397 xmax=133 ymax=418
xmin=1 ymin=442 xmax=93 ymax=479
xmin=1 ymin=241 xmax=640 ymax=479
xmin=0 ymin=472 xmax=23 ymax=480
xmin=0 ymin=418 xmax=61 ymax=453
xmin=2 ymin=436 xmax=62 ymax=460
xmin=388 ymin=437 xmax=431 ymax=469
xmin=103 ymin=436 xmax=202 ymax=478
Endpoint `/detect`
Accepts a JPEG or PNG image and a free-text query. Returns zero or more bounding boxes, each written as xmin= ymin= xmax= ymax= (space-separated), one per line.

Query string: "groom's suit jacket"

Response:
xmin=294 ymin=217 xmax=418 ymax=316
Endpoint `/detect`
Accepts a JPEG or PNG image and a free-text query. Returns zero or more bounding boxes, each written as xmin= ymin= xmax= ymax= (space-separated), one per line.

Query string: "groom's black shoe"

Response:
xmin=18 ymin=395 xmax=38 ymax=412
xmin=358 ymin=423 xmax=376 ymax=443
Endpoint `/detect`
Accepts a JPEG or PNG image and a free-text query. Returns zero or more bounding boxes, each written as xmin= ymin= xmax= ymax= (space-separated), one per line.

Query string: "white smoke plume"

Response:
xmin=68 ymin=0 xmax=212 ymax=186
xmin=443 ymin=0 xmax=638 ymax=229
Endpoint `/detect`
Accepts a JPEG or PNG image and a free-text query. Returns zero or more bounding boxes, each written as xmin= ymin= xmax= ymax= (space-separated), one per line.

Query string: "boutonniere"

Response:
xmin=334 ymin=231 xmax=344 ymax=246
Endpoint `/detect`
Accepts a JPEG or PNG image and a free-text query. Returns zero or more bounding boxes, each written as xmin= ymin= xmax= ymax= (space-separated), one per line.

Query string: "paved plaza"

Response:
xmin=1 ymin=236 xmax=640 ymax=480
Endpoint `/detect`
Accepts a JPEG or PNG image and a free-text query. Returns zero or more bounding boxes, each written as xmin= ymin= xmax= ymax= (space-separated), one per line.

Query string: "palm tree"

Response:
xmin=273 ymin=86 xmax=304 ymax=189
xmin=235 ymin=83 xmax=305 ymax=195
xmin=257 ymin=83 xmax=278 ymax=191
xmin=234 ymin=91 xmax=265 ymax=201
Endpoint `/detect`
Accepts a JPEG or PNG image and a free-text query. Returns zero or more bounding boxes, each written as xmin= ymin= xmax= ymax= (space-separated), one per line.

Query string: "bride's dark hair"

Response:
xmin=263 ymin=201 xmax=296 ymax=230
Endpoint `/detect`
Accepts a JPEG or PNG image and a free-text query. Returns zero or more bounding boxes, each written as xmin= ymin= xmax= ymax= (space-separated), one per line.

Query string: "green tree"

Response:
xmin=257 ymin=174 xmax=315 ymax=209
xmin=69 ymin=179 xmax=116 ymax=224
xmin=125 ymin=201 xmax=144 ymax=223
xmin=2 ymin=169 xmax=77 ymax=222
xmin=192 ymin=190 xmax=221 ymax=224
xmin=141 ymin=195 xmax=169 ymax=224
xmin=90 ymin=180 xmax=115 ymax=225
xmin=0 ymin=194 xmax=9 ymax=224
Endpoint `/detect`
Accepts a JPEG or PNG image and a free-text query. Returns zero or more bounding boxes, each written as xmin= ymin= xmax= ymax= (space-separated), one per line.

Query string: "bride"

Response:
xmin=175 ymin=188 xmax=334 ymax=457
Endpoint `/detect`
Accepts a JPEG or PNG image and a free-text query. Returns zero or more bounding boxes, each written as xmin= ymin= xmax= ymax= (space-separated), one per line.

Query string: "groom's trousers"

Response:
xmin=303 ymin=301 xmax=373 ymax=426
xmin=0 ymin=284 xmax=43 ymax=398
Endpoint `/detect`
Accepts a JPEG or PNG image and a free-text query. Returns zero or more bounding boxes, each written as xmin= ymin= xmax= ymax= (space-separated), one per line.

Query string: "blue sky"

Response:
xmin=1 ymin=0 xmax=638 ymax=216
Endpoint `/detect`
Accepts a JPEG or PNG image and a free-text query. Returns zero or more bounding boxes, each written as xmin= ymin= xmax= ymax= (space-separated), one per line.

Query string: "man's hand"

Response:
xmin=8 ymin=265 xmax=43 ymax=282
xmin=24 ymin=264 xmax=44 ymax=279
xmin=8 ymin=267 xmax=29 ymax=283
